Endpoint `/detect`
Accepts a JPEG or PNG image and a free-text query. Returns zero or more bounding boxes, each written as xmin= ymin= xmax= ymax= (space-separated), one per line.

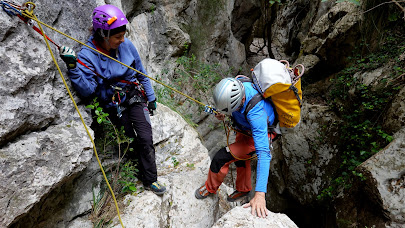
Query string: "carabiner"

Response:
xmin=292 ymin=64 xmax=305 ymax=86
xmin=22 ymin=1 xmax=35 ymax=17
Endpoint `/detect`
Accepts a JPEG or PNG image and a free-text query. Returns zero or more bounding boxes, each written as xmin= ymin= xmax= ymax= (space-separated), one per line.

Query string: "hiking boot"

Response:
xmin=195 ymin=185 xmax=213 ymax=199
xmin=145 ymin=181 xmax=166 ymax=195
xmin=227 ymin=190 xmax=250 ymax=202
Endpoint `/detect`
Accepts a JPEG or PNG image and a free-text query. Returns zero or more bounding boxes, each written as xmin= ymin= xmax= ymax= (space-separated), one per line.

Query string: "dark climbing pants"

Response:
xmin=109 ymin=102 xmax=157 ymax=186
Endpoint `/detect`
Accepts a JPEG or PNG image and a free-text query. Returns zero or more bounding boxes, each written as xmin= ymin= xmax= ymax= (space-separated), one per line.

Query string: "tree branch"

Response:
xmin=363 ymin=0 xmax=405 ymax=17
xmin=391 ymin=0 xmax=405 ymax=12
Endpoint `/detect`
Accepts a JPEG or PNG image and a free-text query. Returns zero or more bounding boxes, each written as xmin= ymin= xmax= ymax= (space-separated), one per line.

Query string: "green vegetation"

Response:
xmin=171 ymin=156 xmax=179 ymax=167
xmin=90 ymin=188 xmax=112 ymax=228
xmin=149 ymin=4 xmax=156 ymax=15
xmin=156 ymin=45 xmax=231 ymax=127
xmin=119 ymin=161 xmax=139 ymax=193
xmin=269 ymin=0 xmax=282 ymax=5
xmin=86 ymin=98 xmax=140 ymax=226
xmin=317 ymin=30 xmax=404 ymax=200
xmin=321 ymin=0 xmax=360 ymax=5
xmin=186 ymin=163 xmax=195 ymax=169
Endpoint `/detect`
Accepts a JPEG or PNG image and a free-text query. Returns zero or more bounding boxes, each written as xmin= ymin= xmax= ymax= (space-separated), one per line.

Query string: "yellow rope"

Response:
xmin=20 ymin=10 xmax=217 ymax=114
xmin=24 ymin=4 xmax=125 ymax=228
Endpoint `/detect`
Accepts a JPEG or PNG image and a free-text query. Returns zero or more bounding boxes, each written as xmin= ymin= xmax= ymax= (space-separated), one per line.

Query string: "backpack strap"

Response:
xmin=244 ymin=93 xmax=279 ymax=136
xmin=244 ymin=93 xmax=263 ymax=120
xmin=289 ymin=85 xmax=302 ymax=107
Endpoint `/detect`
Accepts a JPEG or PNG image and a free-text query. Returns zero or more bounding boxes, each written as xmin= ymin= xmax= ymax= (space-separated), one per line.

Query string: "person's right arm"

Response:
xmin=66 ymin=51 xmax=98 ymax=97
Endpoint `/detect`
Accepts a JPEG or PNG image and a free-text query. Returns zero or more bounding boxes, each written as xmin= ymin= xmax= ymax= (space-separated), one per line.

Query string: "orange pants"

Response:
xmin=205 ymin=132 xmax=256 ymax=193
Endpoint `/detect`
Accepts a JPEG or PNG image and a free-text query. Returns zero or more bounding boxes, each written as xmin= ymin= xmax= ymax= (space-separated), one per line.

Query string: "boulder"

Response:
xmin=357 ymin=128 xmax=405 ymax=226
xmin=0 ymin=122 xmax=93 ymax=227
xmin=212 ymin=206 xmax=298 ymax=228
xmin=270 ymin=102 xmax=340 ymax=205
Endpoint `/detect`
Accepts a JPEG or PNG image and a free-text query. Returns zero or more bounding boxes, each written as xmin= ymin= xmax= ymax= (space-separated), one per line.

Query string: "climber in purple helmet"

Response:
xmin=59 ymin=5 xmax=166 ymax=195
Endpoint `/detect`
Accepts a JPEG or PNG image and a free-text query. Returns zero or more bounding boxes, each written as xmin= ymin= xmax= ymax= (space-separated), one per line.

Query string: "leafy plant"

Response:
xmin=269 ymin=0 xmax=282 ymax=5
xmin=87 ymin=98 xmax=133 ymax=155
xmin=90 ymin=187 xmax=113 ymax=228
xmin=171 ymin=156 xmax=179 ymax=167
xmin=86 ymin=98 xmax=139 ymax=226
xmin=149 ymin=4 xmax=156 ymax=15
xmin=155 ymin=49 xmax=231 ymax=127
xmin=119 ymin=161 xmax=139 ymax=193
xmin=186 ymin=163 xmax=195 ymax=169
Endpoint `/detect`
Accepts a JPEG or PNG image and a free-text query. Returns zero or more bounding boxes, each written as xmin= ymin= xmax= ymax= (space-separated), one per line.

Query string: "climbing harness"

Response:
xmin=222 ymin=119 xmax=277 ymax=161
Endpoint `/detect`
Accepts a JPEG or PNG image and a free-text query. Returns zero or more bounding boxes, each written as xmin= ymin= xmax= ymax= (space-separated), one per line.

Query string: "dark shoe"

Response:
xmin=227 ymin=190 xmax=250 ymax=202
xmin=195 ymin=185 xmax=213 ymax=199
xmin=145 ymin=181 xmax=166 ymax=195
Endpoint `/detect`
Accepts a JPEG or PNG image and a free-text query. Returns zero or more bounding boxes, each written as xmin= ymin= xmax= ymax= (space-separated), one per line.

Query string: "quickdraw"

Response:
xmin=204 ymin=105 xmax=216 ymax=114
xmin=112 ymin=90 xmax=123 ymax=117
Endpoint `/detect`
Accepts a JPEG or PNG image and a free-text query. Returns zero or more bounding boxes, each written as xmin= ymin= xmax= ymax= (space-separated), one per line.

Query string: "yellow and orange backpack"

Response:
xmin=238 ymin=58 xmax=304 ymax=134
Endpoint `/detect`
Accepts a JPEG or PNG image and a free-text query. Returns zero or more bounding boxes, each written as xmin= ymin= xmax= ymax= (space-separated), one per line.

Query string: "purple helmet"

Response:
xmin=92 ymin=5 xmax=128 ymax=31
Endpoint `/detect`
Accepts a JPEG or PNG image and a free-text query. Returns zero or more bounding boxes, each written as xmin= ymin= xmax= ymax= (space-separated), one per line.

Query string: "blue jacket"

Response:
xmin=232 ymin=82 xmax=275 ymax=193
xmin=68 ymin=36 xmax=156 ymax=107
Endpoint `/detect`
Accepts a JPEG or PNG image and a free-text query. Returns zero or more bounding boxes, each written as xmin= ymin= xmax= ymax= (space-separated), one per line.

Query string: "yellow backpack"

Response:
xmin=242 ymin=58 xmax=304 ymax=134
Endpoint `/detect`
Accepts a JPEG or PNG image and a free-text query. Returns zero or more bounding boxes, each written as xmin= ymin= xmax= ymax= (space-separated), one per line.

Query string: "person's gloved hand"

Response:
xmin=148 ymin=100 xmax=157 ymax=115
xmin=59 ymin=46 xmax=77 ymax=69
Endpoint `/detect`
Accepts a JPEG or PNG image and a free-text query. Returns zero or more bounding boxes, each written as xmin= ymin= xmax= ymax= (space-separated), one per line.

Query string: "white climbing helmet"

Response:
xmin=213 ymin=78 xmax=245 ymax=115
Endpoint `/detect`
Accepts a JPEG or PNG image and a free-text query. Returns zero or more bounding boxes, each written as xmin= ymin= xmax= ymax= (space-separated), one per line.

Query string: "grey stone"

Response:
xmin=212 ymin=206 xmax=298 ymax=228
xmin=358 ymin=129 xmax=405 ymax=225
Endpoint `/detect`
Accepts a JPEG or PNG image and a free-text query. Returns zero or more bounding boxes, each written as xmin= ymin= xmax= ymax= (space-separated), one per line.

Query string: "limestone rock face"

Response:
xmin=0 ymin=123 xmax=93 ymax=227
xmin=212 ymin=206 xmax=298 ymax=228
xmin=300 ymin=1 xmax=362 ymax=69
xmin=358 ymin=129 xmax=405 ymax=225
xmin=270 ymin=103 xmax=340 ymax=205
xmin=385 ymin=87 xmax=405 ymax=133
xmin=0 ymin=2 xmax=96 ymax=227
xmin=0 ymin=0 xmax=96 ymax=148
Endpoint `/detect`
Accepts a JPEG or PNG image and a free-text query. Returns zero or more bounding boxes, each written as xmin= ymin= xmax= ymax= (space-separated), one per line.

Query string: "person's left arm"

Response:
xmin=127 ymin=39 xmax=156 ymax=102
xmin=243 ymin=105 xmax=272 ymax=217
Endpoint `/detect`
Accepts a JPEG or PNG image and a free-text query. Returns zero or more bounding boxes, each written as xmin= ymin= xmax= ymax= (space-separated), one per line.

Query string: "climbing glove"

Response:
xmin=148 ymin=100 xmax=157 ymax=115
xmin=59 ymin=46 xmax=77 ymax=69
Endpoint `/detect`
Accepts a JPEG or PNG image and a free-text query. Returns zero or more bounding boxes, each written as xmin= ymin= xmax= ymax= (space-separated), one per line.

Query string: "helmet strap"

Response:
xmin=99 ymin=28 xmax=111 ymax=39
xmin=237 ymin=95 xmax=246 ymax=111
xmin=99 ymin=29 xmax=112 ymax=50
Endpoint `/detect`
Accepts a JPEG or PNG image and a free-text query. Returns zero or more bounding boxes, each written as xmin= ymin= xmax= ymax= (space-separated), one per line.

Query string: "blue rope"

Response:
xmin=0 ymin=1 xmax=21 ymax=16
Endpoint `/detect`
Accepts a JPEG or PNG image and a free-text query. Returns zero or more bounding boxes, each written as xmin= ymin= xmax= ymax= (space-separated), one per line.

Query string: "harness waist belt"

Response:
xmin=119 ymin=94 xmax=147 ymax=114
xmin=127 ymin=94 xmax=146 ymax=104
